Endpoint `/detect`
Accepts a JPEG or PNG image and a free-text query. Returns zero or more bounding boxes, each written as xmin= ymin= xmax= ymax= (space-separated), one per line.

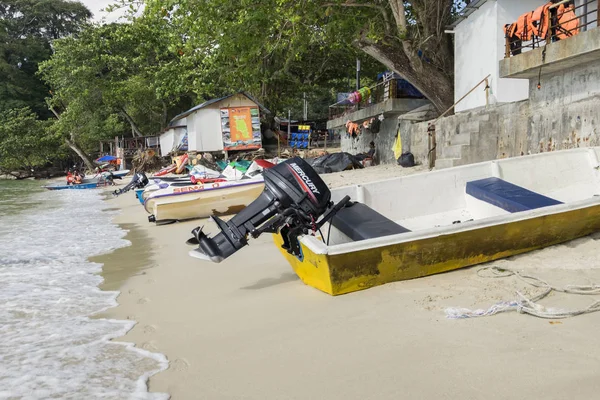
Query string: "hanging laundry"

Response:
xmin=392 ymin=130 xmax=403 ymax=160
xmin=528 ymin=2 xmax=552 ymax=38
xmin=554 ymin=3 xmax=579 ymax=40
xmin=345 ymin=120 xmax=360 ymax=137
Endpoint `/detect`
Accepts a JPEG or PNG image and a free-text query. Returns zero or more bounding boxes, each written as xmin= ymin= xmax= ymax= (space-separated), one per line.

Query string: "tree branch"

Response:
xmin=48 ymin=105 xmax=61 ymax=120
xmin=388 ymin=0 xmax=407 ymax=34
xmin=119 ymin=107 xmax=144 ymax=137
xmin=323 ymin=2 xmax=392 ymax=35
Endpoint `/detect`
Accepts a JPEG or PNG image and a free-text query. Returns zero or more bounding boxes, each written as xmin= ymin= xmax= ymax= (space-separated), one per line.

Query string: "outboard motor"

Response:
xmin=187 ymin=157 xmax=350 ymax=262
xmin=113 ymin=172 xmax=149 ymax=196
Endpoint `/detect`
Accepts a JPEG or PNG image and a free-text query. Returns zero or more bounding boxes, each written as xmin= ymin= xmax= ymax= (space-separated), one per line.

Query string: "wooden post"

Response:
xmin=428 ymin=124 xmax=437 ymax=170
xmin=277 ymin=131 xmax=280 ymax=158
xmin=485 ymin=78 xmax=490 ymax=106
xmin=546 ymin=10 xmax=552 ymax=42
xmin=505 ymin=35 xmax=511 ymax=58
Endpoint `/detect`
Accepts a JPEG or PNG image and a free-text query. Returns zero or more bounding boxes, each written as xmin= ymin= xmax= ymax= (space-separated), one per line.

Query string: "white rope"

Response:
xmin=445 ymin=266 xmax=600 ymax=319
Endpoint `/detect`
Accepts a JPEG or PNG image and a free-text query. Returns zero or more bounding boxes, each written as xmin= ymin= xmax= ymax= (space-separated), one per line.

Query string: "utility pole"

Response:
xmin=287 ymin=110 xmax=291 ymax=142
xmin=303 ymin=92 xmax=307 ymax=121
xmin=356 ymin=58 xmax=361 ymax=90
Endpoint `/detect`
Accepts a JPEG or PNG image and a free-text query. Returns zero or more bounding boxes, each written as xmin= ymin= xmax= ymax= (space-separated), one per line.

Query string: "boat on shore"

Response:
xmin=44 ymin=182 xmax=100 ymax=190
xmin=144 ymin=177 xmax=265 ymax=223
xmin=189 ymin=148 xmax=600 ymax=295
xmin=280 ymin=147 xmax=600 ymax=295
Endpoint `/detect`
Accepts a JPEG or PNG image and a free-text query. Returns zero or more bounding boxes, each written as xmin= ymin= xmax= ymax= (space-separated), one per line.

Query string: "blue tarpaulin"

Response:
xmin=96 ymin=155 xmax=118 ymax=162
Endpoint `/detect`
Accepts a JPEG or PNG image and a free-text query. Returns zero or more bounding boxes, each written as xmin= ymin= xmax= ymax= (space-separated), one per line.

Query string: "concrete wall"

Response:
xmin=399 ymin=59 xmax=600 ymax=168
xmin=495 ymin=0 xmax=542 ymax=103
xmin=339 ymin=116 xmax=402 ymax=165
xmin=454 ymin=0 xmax=545 ymax=112
xmin=454 ymin=0 xmax=498 ymax=112
xmin=530 ymin=59 xmax=600 ymax=107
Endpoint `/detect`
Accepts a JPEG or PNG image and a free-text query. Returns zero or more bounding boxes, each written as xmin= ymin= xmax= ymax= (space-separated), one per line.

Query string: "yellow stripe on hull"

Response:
xmin=275 ymin=204 xmax=600 ymax=295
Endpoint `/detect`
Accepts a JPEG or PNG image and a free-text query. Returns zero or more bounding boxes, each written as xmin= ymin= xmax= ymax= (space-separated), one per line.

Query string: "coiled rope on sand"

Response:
xmin=445 ymin=266 xmax=600 ymax=319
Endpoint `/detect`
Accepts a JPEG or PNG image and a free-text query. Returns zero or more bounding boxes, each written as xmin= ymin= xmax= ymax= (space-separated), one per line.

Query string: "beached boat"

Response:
xmin=141 ymin=177 xmax=224 ymax=202
xmin=44 ymin=182 xmax=99 ymax=190
xmin=189 ymin=148 xmax=600 ymax=295
xmin=81 ymin=170 xmax=129 ymax=185
xmin=110 ymin=169 xmax=130 ymax=178
xmin=144 ymin=177 xmax=265 ymax=223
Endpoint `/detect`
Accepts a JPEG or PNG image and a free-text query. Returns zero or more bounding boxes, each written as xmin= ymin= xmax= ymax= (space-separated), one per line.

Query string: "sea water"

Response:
xmin=0 ymin=180 xmax=168 ymax=399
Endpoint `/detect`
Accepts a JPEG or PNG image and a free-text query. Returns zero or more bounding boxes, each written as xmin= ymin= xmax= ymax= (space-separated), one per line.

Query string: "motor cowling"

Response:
xmin=113 ymin=172 xmax=148 ymax=196
xmin=188 ymin=157 xmax=337 ymax=262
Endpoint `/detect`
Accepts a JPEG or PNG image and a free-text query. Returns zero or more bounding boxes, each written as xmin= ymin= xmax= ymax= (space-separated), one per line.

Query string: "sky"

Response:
xmin=80 ymin=0 xmax=128 ymax=23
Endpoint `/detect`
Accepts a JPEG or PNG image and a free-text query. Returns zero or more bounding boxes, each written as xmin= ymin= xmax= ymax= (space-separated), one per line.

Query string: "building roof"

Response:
xmin=169 ymin=91 xmax=271 ymax=126
xmin=447 ymin=0 xmax=490 ymax=29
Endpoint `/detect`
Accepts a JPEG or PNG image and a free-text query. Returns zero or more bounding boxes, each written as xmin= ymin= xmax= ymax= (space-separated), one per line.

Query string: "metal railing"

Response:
xmin=505 ymin=0 xmax=598 ymax=58
xmin=328 ymin=78 xmax=422 ymax=120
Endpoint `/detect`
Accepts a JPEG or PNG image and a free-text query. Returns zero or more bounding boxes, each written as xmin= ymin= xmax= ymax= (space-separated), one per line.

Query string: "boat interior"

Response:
xmin=320 ymin=148 xmax=600 ymax=248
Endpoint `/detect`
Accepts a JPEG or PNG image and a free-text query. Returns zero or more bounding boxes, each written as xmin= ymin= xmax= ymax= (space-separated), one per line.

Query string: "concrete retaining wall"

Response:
xmin=371 ymin=60 xmax=600 ymax=168
xmin=338 ymin=116 xmax=407 ymax=165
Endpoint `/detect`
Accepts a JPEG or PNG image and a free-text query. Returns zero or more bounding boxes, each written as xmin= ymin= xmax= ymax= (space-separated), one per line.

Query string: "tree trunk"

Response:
xmin=161 ymin=101 xmax=168 ymax=130
xmin=48 ymin=105 xmax=97 ymax=171
xmin=355 ymin=37 xmax=454 ymax=114
xmin=120 ymin=108 xmax=144 ymax=137
xmin=65 ymin=138 xmax=95 ymax=171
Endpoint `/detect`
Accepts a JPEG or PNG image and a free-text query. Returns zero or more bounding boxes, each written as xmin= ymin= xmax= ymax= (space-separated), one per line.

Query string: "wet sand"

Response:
xmin=92 ymin=223 xmax=156 ymax=292
xmin=99 ymin=165 xmax=600 ymax=399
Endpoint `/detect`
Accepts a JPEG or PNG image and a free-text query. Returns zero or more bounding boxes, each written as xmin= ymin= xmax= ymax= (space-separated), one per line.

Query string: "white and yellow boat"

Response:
xmin=272 ymin=147 xmax=600 ymax=295
xmin=188 ymin=149 xmax=600 ymax=295
xmin=144 ymin=177 xmax=265 ymax=223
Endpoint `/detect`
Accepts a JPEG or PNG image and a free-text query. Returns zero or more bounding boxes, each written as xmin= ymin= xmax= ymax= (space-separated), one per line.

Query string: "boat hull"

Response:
xmin=275 ymin=202 xmax=600 ymax=295
xmin=44 ymin=182 xmax=99 ymax=190
xmin=145 ymin=181 xmax=265 ymax=222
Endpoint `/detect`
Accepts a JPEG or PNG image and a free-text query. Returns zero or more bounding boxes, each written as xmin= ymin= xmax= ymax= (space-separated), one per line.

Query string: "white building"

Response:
xmin=159 ymin=118 xmax=188 ymax=157
xmin=159 ymin=92 xmax=269 ymax=156
xmin=450 ymin=0 xmax=548 ymax=112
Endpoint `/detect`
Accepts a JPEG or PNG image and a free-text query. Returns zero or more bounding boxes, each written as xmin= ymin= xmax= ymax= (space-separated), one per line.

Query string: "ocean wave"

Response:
xmin=0 ymin=188 xmax=168 ymax=399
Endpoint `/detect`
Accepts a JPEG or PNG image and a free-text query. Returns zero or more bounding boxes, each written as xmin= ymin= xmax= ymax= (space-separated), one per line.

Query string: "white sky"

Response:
xmin=80 ymin=0 xmax=128 ymax=23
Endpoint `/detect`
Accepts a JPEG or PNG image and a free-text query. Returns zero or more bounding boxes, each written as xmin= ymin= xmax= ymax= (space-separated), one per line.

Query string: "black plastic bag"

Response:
xmin=397 ymin=152 xmax=415 ymax=168
xmin=305 ymin=152 xmax=364 ymax=174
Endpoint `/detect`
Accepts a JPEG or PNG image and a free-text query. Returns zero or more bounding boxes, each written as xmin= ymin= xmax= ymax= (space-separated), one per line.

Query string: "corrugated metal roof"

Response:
xmin=169 ymin=91 xmax=271 ymax=126
xmin=447 ymin=0 xmax=490 ymax=29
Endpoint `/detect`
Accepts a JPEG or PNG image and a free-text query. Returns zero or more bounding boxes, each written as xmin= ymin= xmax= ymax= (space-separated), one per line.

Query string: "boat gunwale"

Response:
xmin=301 ymin=191 xmax=600 ymax=256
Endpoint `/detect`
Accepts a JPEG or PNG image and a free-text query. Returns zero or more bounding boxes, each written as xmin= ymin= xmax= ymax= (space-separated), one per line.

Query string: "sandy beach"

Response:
xmin=98 ymin=165 xmax=600 ymax=399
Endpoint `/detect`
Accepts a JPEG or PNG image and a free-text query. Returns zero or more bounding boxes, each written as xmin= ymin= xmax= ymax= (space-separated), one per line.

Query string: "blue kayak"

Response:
xmin=43 ymin=182 xmax=99 ymax=191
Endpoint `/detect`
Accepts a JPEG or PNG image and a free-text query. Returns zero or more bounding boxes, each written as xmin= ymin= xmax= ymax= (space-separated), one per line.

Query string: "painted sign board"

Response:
xmin=221 ymin=107 xmax=262 ymax=151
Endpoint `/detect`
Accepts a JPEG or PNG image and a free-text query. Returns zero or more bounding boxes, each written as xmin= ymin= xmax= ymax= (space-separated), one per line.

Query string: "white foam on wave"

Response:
xmin=0 ymin=189 xmax=169 ymax=399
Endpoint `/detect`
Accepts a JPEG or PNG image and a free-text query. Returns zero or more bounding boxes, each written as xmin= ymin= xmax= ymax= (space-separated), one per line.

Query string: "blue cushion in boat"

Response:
xmin=331 ymin=202 xmax=410 ymax=242
xmin=466 ymin=177 xmax=562 ymax=213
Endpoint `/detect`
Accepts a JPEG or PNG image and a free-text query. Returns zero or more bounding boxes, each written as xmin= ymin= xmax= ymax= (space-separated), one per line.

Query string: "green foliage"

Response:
xmin=0 ymin=107 xmax=63 ymax=172
xmin=0 ymin=0 xmax=91 ymax=117
xmin=39 ymin=18 xmax=197 ymax=140
xmin=134 ymin=0 xmax=383 ymax=120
